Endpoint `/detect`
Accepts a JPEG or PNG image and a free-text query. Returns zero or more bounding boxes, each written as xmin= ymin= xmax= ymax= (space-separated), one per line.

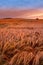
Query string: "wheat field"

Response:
xmin=0 ymin=18 xmax=43 ymax=65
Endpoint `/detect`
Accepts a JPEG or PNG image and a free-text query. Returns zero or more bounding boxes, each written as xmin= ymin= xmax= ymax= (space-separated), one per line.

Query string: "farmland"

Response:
xmin=0 ymin=18 xmax=43 ymax=65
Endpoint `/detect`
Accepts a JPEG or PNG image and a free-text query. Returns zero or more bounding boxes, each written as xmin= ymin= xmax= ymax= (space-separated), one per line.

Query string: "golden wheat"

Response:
xmin=0 ymin=31 xmax=43 ymax=65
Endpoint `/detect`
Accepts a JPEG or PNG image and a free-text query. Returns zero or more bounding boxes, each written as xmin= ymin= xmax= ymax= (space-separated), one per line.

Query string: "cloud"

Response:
xmin=0 ymin=8 xmax=43 ymax=19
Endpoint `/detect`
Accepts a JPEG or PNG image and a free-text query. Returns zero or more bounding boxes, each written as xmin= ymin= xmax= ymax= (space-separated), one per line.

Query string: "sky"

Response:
xmin=0 ymin=0 xmax=43 ymax=18
xmin=0 ymin=0 xmax=43 ymax=9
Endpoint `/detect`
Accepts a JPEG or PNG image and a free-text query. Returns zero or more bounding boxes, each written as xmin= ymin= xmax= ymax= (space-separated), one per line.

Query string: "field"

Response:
xmin=0 ymin=18 xmax=43 ymax=65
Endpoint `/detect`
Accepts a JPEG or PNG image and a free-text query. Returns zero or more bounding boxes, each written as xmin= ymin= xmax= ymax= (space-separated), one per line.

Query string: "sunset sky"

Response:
xmin=0 ymin=0 xmax=43 ymax=19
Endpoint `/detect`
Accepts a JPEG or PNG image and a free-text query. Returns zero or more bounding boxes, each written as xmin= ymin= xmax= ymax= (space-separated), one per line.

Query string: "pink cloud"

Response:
xmin=0 ymin=8 xmax=43 ymax=19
